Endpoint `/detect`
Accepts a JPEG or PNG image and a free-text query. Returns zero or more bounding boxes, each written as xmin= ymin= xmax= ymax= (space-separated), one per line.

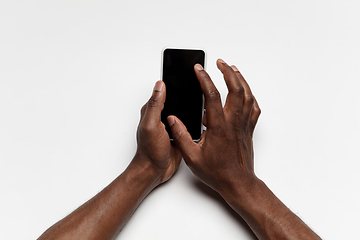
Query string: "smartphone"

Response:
xmin=161 ymin=48 xmax=205 ymax=141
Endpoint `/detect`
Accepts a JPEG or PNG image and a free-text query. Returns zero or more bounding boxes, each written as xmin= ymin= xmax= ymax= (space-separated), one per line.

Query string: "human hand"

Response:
xmin=168 ymin=59 xmax=261 ymax=196
xmin=135 ymin=81 xmax=182 ymax=185
xmin=146 ymin=62 xmax=321 ymax=240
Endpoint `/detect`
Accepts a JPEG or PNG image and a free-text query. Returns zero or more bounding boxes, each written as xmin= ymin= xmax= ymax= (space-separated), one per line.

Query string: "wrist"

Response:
xmin=127 ymin=153 xmax=166 ymax=189
xmin=219 ymin=174 xmax=263 ymax=210
xmin=220 ymin=177 xmax=321 ymax=240
xmin=220 ymin=176 xmax=291 ymax=238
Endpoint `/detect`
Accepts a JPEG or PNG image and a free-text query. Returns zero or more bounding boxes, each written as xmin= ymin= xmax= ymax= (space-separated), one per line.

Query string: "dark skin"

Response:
xmin=169 ymin=59 xmax=321 ymax=239
xmin=38 ymin=80 xmax=182 ymax=240
xmin=38 ymin=59 xmax=321 ymax=240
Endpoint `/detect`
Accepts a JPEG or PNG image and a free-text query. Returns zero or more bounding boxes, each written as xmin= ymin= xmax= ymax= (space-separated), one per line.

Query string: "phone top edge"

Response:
xmin=162 ymin=47 xmax=206 ymax=52
xmin=161 ymin=47 xmax=207 ymax=75
xmin=162 ymin=47 xmax=206 ymax=60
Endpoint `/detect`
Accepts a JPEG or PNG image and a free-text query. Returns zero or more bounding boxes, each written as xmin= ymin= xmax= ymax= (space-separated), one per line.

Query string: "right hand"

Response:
xmin=167 ymin=59 xmax=261 ymax=196
xmin=168 ymin=60 xmax=323 ymax=240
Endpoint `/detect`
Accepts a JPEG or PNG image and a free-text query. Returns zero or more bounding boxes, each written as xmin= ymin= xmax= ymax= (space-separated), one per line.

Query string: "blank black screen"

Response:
xmin=161 ymin=49 xmax=205 ymax=140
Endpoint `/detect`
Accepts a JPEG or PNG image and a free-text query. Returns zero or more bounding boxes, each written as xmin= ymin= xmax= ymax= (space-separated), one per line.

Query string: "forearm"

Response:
xmin=38 ymin=156 xmax=162 ymax=240
xmin=221 ymin=177 xmax=321 ymax=240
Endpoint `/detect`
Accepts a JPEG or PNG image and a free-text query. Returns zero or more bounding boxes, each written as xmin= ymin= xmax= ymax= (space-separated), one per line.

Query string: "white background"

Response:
xmin=1 ymin=0 xmax=359 ymax=239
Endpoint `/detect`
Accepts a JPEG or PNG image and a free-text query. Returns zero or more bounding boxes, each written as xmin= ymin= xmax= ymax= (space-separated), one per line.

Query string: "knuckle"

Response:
xmin=253 ymin=106 xmax=261 ymax=116
xmin=147 ymin=95 xmax=160 ymax=108
xmin=140 ymin=123 xmax=152 ymax=135
xmin=197 ymin=70 xmax=209 ymax=81
xmin=232 ymin=85 xmax=244 ymax=96
xmin=245 ymin=95 xmax=255 ymax=106
xmin=207 ymin=89 xmax=221 ymax=101
xmin=172 ymin=129 xmax=184 ymax=142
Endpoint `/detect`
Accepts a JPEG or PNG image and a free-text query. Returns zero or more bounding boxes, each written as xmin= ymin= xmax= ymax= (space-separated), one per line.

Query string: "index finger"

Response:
xmin=194 ymin=64 xmax=224 ymax=127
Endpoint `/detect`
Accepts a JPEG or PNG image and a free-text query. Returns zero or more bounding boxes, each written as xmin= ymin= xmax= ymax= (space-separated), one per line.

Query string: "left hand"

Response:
xmin=134 ymin=80 xmax=182 ymax=184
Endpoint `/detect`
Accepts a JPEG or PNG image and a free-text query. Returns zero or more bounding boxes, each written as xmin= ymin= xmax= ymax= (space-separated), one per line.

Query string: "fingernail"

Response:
xmin=218 ymin=58 xmax=226 ymax=64
xmin=231 ymin=65 xmax=239 ymax=72
xmin=195 ymin=64 xmax=203 ymax=71
xmin=154 ymin=81 xmax=163 ymax=92
xmin=168 ymin=116 xmax=175 ymax=127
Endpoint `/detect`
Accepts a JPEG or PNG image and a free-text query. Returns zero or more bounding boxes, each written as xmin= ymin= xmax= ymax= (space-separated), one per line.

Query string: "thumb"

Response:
xmin=167 ymin=116 xmax=198 ymax=160
xmin=142 ymin=81 xmax=165 ymax=128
